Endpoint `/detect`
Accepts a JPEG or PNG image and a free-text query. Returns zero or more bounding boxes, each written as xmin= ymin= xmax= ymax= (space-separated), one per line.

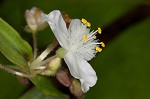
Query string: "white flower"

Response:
xmin=43 ymin=10 xmax=105 ymax=93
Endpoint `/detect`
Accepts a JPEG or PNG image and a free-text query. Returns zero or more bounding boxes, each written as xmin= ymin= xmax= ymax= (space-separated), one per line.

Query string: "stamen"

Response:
xmin=92 ymin=42 xmax=100 ymax=45
xmin=88 ymin=30 xmax=97 ymax=38
xmin=98 ymin=27 xmax=102 ymax=34
xmin=81 ymin=18 xmax=87 ymax=24
xmin=83 ymin=35 xmax=88 ymax=42
xmin=88 ymin=36 xmax=97 ymax=41
xmin=100 ymin=42 xmax=105 ymax=47
xmin=96 ymin=46 xmax=102 ymax=52
xmin=87 ymin=22 xmax=91 ymax=27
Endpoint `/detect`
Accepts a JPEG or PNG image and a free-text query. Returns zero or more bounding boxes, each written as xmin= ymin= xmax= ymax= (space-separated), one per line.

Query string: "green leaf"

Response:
xmin=0 ymin=18 xmax=33 ymax=69
xmin=30 ymin=75 xmax=69 ymax=98
xmin=0 ymin=70 xmax=28 ymax=99
xmin=20 ymin=87 xmax=69 ymax=99
xmin=0 ymin=52 xmax=12 ymax=64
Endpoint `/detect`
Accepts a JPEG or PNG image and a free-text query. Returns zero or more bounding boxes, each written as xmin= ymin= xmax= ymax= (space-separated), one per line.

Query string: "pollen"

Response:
xmin=83 ymin=35 xmax=88 ymax=42
xmin=98 ymin=27 xmax=102 ymax=34
xmin=81 ymin=18 xmax=87 ymax=24
xmin=87 ymin=22 xmax=91 ymax=27
xmin=100 ymin=42 xmax=105 ymax=47
xmin=96 ymin=46 xmax=102 ymax=52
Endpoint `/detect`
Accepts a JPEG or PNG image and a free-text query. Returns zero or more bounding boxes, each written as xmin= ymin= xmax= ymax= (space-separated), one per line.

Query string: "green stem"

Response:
xmin=33 ymin=33 xmax=38 ymax=59
xmin=0 ymin=64 xmax=35 ymax=78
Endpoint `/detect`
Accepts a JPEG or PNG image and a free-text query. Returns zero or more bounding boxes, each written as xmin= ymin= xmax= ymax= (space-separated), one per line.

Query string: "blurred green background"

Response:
xmin=0 ymin=0 xmax=150 ymax=99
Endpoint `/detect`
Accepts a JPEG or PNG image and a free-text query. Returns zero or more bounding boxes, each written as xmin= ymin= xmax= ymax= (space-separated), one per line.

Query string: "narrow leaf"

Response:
xmin=30 ymin=75 xmax=69 ymax=98
xmin=19 ymin=87 xmax=69 ymax=99
xmin=0 ymin=18 xmax=33 ymax=68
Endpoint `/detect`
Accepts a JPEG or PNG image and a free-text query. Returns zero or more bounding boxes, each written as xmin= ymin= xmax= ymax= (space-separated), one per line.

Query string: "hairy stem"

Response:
xmin=33 ymin=33 xmax=38 ymax=59
xmin=0 ymin=64 xmax=35 ymax=78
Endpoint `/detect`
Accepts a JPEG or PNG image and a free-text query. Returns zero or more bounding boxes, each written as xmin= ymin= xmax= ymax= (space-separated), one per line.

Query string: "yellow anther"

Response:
xmin=83 ymin=35 xmax=88 ymax=42
xmin=96 ymin=46 xmax=102 ymax=52
xmin=81 ymin=18 xmax=87 ymax=24
xmin=98 ymin=27 xmax=102 ymax=34
xmin=94 ymin=36 xmax=96 ymax=39
xmin=87 ymin=22 xmax=91 ymax=27
xmin=101 ymin=42 xmax=105 ymax=47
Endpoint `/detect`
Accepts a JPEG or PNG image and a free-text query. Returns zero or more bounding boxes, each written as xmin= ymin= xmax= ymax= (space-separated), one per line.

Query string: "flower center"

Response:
xmin=83 ymin=35 xmax=88 ymax=42
xmin=81 ymin=18 xmax=105 ymax=50
xmin=69 ymin=18 xmax=105 ymax=60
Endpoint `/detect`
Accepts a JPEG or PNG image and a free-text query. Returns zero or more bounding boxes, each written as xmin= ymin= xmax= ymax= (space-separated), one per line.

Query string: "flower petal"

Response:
xmin=76 ymin=56 xmax=97 ymax=92
xmin=64 ymin=52 xmax=79 ymax=77
xmin=68 ymin=19 xmax=90 ymax=36
xmin=43 ymin=10 xmax=69 ymax=49
xmin=64 ymin=52 xmax=97 ymax=93
xmin=68 ymin=19 xmax=90 ymax=44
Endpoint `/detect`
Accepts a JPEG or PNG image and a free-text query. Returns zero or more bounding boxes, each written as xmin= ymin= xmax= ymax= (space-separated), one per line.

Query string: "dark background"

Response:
xmin=0 ymin=0 xmax=150 ymax=99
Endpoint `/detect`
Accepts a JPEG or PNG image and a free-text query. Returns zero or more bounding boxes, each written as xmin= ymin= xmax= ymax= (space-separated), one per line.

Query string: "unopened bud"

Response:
xmin=69 ymin=79 xmax=84 ymax=98
xmin=56 ymin=69 xmax=71 ymax=87
xmin=25 ymin=7 xmax=48 ymax=33
xmin=62 ymin=12 xmax=71 ymax=28
xmin=48 ymin=57 xmax=61 ymax=71
xmin=41 ymin=70 xmax=56 ymax=76
xmin=17 ymin=76 xmax=29 ymax=85
xmin=41 ymin=57 xmax=61 ymax=76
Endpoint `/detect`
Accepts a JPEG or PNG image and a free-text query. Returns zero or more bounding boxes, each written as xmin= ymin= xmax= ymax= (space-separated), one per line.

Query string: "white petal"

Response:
xmin=68 ymin=19 xmax=90 ymax=36
xmin=68 ymin=19 xmax=90 ymax=44
xmin=43 ymin=10 xmax=69 ymax=49
xmin=64 ymin=52 xmax=97 ymax=93
xmin=64 ymin=52 xmax=79 ymax=77
xmin=68 ymin=19 xmax=82 ymax=34
xmin=76 ymin=56 xmax=97 ymax=92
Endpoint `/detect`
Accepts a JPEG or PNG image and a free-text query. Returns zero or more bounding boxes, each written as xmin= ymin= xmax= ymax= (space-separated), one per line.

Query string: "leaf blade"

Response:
xmin=30 ymin=75 xmax=69 ymax=98
xmin=19 ymin=87 xmax=69 ymax=99
xmin=0 ymin=18 xmax=33 ymax=68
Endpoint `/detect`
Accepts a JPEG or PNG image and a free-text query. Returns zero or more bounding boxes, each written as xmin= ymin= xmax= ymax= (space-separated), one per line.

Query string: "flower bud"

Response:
xmin=48 ymin=57 xmax=61 ymax=71
xmin=41 ymin=70 xmax=56 ymax=76
xmin=17 ymin=76 xmax=29 ymax=85
xmin=41 ymin=57 xmax=61 ymax=76
xmin=62 ymin=12 xmax=71 ymax=28
xmin=25 ymin=7 xmax=48 ymax=33
xmin=56 ymin=69 xmax=71 ymax=87
xmin=69 ymin=79 xmax=84 ymax=98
